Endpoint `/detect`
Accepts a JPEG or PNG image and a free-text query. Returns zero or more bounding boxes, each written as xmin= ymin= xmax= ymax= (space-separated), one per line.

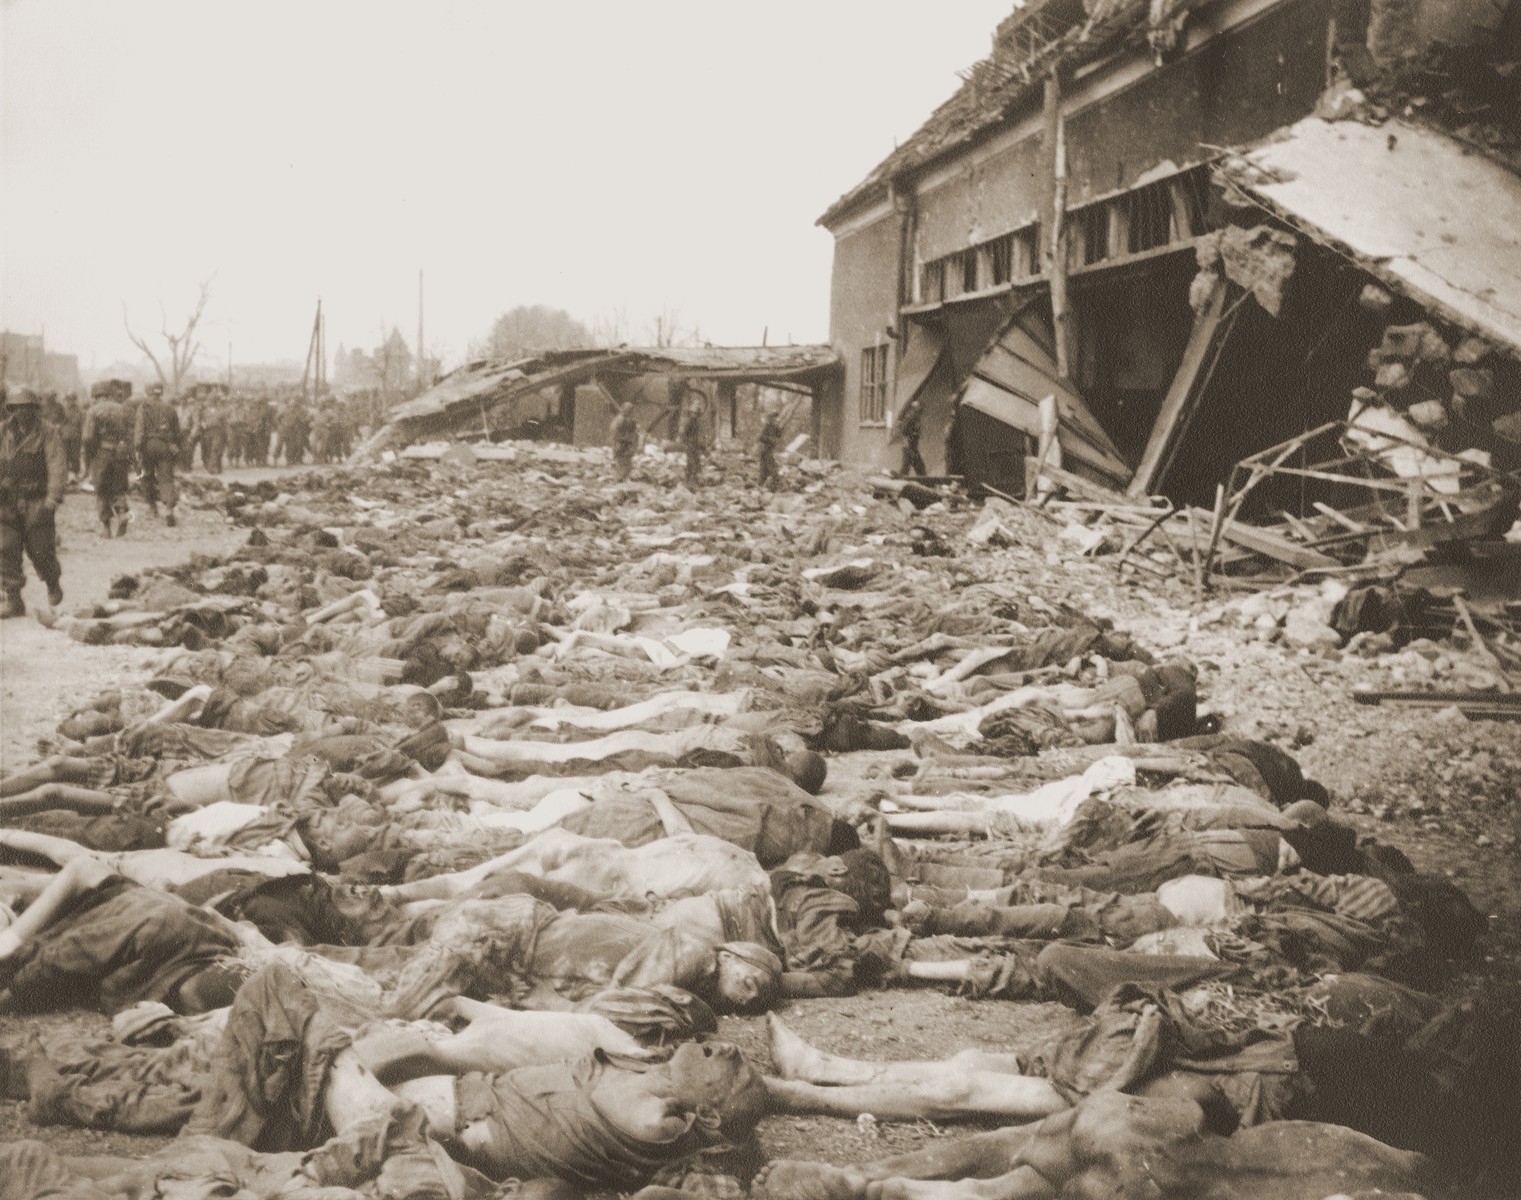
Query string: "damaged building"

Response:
xmin=817 ymin=0 xmax=1521 ymax=520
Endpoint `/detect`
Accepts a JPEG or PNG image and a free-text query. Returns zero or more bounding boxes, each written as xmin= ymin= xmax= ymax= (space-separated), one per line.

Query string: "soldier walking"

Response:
xmin=757 ymin=402 xmax=783 ymax=490
xmin=201 ymin=399 xmax=229 ymax=474
xmin=277 ymin=400 xmax=310 ymax=466
xmin=610 ymin=401 xmax=639 ymax=482
xmin=60 ymin=393 xmax=84 ymax=481
xmin=678 ymin=387 xmax=709 ymax=489
xmin=0 ymin=388 xmax=67 ymax=617
xmin=896 ymin=395 xmax=927 ymax=477
xmin=83 ymin=381 xmax=133 ymax=536
xmin=134 ymin=382 xmax=182 ymax=526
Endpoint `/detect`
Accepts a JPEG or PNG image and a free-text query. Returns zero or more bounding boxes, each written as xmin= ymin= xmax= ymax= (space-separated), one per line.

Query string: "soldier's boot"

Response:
xmin=45 ymin=580 xmax=63 ymax=608
xmin=115 ymin=510 xmax=132 ymax=538
xmin=0 ymin=591 xmax=23 ymax=620
xmin=148 ymin=500 xmax=159 ymax=519
xmin=165 ymin=508 xmax=177 ymax=528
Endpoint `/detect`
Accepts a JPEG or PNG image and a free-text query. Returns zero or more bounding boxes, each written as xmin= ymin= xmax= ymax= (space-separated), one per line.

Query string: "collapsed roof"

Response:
xmin=363 ymin=345 xmax=840 ymax=454
xmin=1219 ymin=115 xmax=1521 ymax=355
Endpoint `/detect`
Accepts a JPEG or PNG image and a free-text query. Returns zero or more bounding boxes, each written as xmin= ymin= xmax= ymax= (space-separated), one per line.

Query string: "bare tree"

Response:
xmin=591 ymin=305 xmax=630 ymax=349
xmin=123 ymin=279 xmax=213 ymax=394
xmin=644 ymin=306 xmax=698 ymax=349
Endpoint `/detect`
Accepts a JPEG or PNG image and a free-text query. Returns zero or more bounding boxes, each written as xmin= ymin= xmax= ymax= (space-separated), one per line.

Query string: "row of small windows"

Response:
xmin=915 ymin=165 xmax=1214 ymax=304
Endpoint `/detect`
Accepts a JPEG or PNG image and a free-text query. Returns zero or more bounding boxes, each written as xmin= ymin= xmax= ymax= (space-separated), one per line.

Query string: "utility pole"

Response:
xmin=417 ymin=269 xmax=425 ymax=391
xmin=227 ymin=338 xmax=233 ymax=387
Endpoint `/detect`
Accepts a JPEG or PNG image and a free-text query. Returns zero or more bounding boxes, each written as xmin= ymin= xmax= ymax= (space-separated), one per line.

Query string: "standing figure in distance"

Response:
xmin=610 ymin=401 xmax=639 ymax=482
xmin=59 ymin=393 xmax=84 ymax=483
xmin=201 ymin=397 xmax=228 ymax=475
xmin=896 ymin=395 xmax=926 ymax=477
xmin=757 ymin=400 xmax=783 ymax=490
xmin=83 ymin=381 xmax=134 ymax=537
xmin=277 ymin=400 xmax=310 ymax=467
xmin=0 ymin=388 xmax=67 ymax=617
xmin=679 ymin=387 xmax=709 ymax=489
xmin=134 ymin=382 xmax=182 ymax=527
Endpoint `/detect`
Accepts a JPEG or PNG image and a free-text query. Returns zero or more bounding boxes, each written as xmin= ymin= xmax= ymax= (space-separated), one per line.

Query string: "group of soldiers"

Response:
xmin=610 ymin=385 xmax=789 ymax=490
xmin=0 ymin=378 xmax=363 ymax=619
xmin=175 ymin=388 xmax=362 ymax=472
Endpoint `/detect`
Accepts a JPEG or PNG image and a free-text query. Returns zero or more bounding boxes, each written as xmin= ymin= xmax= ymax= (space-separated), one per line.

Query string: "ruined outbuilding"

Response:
xmin=360 ymin=345 xmax=841 ymax=460
xmin=817 ymin=0 xmax=1521 ymax=508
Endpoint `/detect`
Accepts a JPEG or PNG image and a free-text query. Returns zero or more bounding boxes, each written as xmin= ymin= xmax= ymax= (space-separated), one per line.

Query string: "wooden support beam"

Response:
xmin=1044 ymin=72 xmax=1074 ymax=381
xmin=1168 ymin=179 xmax=1196 ymax=241
xmin=1127 ymin=278 xmax=1229 ymax=498
xmin=1194 ymin=508 xmax=1339 ymax=570
xmin=1107 ymin=199 xmax=1130 ymax=260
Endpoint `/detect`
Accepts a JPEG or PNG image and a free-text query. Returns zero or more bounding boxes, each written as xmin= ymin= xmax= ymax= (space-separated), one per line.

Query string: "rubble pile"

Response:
xmin=0 ymin=444 xmax=1517 ymax=1198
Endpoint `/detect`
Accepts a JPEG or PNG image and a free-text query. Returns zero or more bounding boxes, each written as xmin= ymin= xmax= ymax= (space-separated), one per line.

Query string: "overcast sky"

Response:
xmin=1 ymin=0 xmax=1012 ymax=373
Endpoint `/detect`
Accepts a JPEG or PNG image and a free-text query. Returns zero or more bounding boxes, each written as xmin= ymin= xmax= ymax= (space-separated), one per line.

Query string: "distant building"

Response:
xmin=1 ymin=332 xmax=81 ymax=394
xmin=230 ymin=361 xmax=308 ymax=388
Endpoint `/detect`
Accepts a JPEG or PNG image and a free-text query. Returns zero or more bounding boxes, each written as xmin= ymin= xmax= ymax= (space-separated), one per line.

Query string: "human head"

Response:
xmin=666 ymin=1040 xmax=770 ymax=1141
xmin=715 ymin=942 xmax=782 ymax=1013
xmin=784 ymin=749 xmax=827 ymax=795
xmin=147 ymin=382 xmax=164 ymax=398
xmin=5 ymin=388 xmax=41 ymax=421
xmin=834 ymin=848 xmax=893 ymax=927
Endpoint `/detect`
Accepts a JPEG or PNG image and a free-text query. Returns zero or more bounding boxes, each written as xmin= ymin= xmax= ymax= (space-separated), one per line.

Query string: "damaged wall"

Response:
xmin=915 ymin=138 xmax=1046 ymax=264
xmin=828 ymin=209 xmax=906 ymax=468
xmin=1065 ymin=0 xmax=1334 ymax=203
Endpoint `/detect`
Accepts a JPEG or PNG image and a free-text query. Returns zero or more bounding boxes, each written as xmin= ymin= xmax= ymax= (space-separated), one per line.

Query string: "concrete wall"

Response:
xmin=826 ymin=208 xmax=902 ymax=469
xmin=916 ymin=137 xmax=1045 ymax=263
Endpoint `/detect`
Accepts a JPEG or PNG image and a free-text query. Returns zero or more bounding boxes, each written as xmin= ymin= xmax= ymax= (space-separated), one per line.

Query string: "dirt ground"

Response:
xmin=0 ymin=466 xmax=1518 ymax=1193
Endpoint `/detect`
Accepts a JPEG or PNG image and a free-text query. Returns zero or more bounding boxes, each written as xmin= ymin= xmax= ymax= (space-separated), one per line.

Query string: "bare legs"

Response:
xmin=763 ymin=1016 xmax=1065 ymax=1123
xmin=0 ymin=856 xmax=114 ymax=961
xmin=757 ymin=1092 xmax=1434 ymax=1200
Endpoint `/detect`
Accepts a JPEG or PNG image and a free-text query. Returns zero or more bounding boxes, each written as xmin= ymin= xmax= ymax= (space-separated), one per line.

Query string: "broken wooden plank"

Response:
xmin=1024 ymin=457 xmax=1131 ymax=505
xmin=1128 ymin=278 xmax=1229 ymax=498
xmin=1187 ymin=504 xmax=1340 ymax=570
xmin=1311 ymin=501 xmax=1368 ymax=533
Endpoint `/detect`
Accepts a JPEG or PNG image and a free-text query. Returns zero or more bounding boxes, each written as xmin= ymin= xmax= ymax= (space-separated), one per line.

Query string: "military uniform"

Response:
xmin=60 ymin=395 xmax=84 ymax=479
xmin=134 ymin=387 xmax=182 ymax=524
xmin=611 ymin=407 xmax=639 ymax=482
xmin=83 ymin=381 xmax=134 ymax=536
xmin=278 ymin=404 xmax=310 ymax=466
xmin=252 ymin=398 xmax=274 ymax=466
xmin=0 ymin=389 xmax=67 ymax=616
xmin=201 ymin=402 xmax=229 ymax=473
xmin=176 ymin=400 xmax=198 ymax=471
xmin=679 ymin=391 xmax=708 ymax=489
xmin=897 ymin=397 xmax=927 ymax=477
xmin=757 ymin=411 xmax=783 ymax=490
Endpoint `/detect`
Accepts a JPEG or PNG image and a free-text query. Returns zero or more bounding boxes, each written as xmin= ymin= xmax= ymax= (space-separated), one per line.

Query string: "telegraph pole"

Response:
xmin=417 ymin=269 xmax=425 ymax=390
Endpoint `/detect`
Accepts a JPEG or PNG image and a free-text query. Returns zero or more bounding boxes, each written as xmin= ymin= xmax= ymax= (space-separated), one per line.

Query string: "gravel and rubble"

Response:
xmin=0 ymin=442 xmax=1518 ymax=1196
